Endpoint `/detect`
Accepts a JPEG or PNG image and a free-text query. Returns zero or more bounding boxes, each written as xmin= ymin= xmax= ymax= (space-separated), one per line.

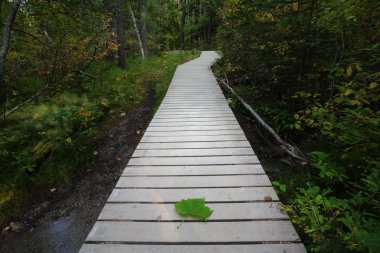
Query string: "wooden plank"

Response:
xmin=149 ymin=121 xmax=239 ymax=127
xmin=154 ymin=115 xmax=235 ymax=120
xmin=85 ymin=221 xmax=300 ymax=242
xmin=155 ymin=113 xmax=234 ymax=117
xmin=150 ymin=117 xmax=236 ymax=123
xmin=140 ymin=135 xmax=246 ymax=143
xmin=148 ymin=122 xmax=239 ymax=127
xmin=163 ymin=96 xmax=222 ymax=98
xmin=162 ymin=100 xmax=225 ymax=102
xmin=116 ymin=175 xmax=271 ymax=188
xmin=147 ymin=125 xmax=242 ymax=131
xmin=98 ymin=202 xmax=288 ymax=221
xmin=165 ymin=92 xmax=223 ymax=94
xmin=136 ymin=141 xmax=251 ymax=149
xmin=160 ymin=104 xmax=229 ymax=109
xmin=155 ymin=110 xmax=232 ymax=115
xmin=80 ymin=244 xmax=307 ymax=253
xmin=159 ymin=104 xmax=228 ymax=107
xmin=164 ymin=96 xmax=224 ymax=99
xmin=107 ymin=187 xmax=279 ymax=202
xmin=123 ymin=164 xmax=266 ymax=176
xmin=127 ymin=156 xmax=259 ymax=166
xmin=161 ymin=100 xmax=225 ymax=102
xmin=157 ymin=107 xmax=230 ymax=110
xmin=161 ymin=102 xmax=225 ymax=104
xmin=143 ymin=130 xmax=245 ymax=137
xmin=132 ymin=147 xmax=254 ymax=157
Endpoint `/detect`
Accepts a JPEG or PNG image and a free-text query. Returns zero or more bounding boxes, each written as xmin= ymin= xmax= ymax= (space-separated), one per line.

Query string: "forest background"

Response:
xmin=0 ymin=1 xmax=379 ymax=252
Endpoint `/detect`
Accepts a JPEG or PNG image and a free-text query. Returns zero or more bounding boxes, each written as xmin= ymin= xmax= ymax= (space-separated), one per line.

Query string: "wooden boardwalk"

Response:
xmin=79 ymin=52 xmax=307 ymax=253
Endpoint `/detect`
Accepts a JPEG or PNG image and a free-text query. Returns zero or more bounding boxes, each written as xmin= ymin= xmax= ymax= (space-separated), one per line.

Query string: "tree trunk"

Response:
xmin=115 ymin=4 xmax=126 ymax=69
xmin=140 ymin=18 xmax=148 ymax=57
xmin=299 ymin=0 xmax=316 ymax=78
xmin=129 ymin=6 xmax=145 ymax=60
xmin=0 ymin=0 xmax=22 ymax=101
xmin=105 ymin=16 xmax=117 ymax=61
xmin=138 ymin=1 xmax=148 ymax=57
xmin=180 ymin=0 xmax=187 ymax=50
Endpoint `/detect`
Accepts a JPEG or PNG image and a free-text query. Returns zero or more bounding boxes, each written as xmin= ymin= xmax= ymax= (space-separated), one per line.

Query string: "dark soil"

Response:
xmin=0 ymin=86 xmax=157 ymax=253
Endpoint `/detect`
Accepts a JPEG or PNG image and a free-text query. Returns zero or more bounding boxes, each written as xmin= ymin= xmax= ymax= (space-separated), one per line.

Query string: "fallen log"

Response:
xmin=216 ymin=74 xmax=307 ymax=163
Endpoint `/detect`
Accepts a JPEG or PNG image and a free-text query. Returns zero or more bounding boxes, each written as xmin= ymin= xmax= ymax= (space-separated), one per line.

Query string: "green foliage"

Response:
xmin=216 ymin=0 xmax=380 ymax=252
xmin=0 ymin=51 xmax=198 ymax=226
xmin=175 ymin=198 xmax=213 ymax=221
xmin=283 ymin=183 xmax=380 ymax=253
xmin=272 ymin=181 xmax=287 ymax=194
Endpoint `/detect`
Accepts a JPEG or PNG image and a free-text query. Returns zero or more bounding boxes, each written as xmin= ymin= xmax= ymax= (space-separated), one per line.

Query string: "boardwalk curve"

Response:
xmin=79 ymin=51 xmax=307 ymax=253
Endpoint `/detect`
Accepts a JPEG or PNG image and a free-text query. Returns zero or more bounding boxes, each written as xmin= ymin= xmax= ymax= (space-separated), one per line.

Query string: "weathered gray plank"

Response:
xmin=143 ymin=130 xmax=245 ymax=137
xmin=159 ymin=106 xmax=229 ymax=109
xmin=80 ymin=244 xmax=307 ymax=253
xmin=98 ymin=202 xmax=288 ymax=220
xmin=107 ymin=187 xmax=279 ymax=202
xmin=148 ymin=122 xmax=239 ymax=127
xmin=141 ymin=135 xmax=247 ymax=143
xmin=85 ymin=221 xmax=300 ymax=242
xmin=154 ymin=114 xmax=235 ymax=119
xmin=155 ymin=111 xmax=232 ymax=115
xmin=132 ymin=147 xmax=254 ymax=157
xmin=136 ymin=141 xmax=251 ymax=149
xmin=147 ymin=125 xmax=242 ymax=131
xmin=123 ymin=164 xmax=266 ymax=176
xmin=150 ymin=117 xmax=236 ymax=123
xmin=116 ymin=175 xmax=271 ymax=188
xmin=127 ymin=156 xmax=259 ymax=166
xmin=155 ymin=113 xmax=234 ymax=117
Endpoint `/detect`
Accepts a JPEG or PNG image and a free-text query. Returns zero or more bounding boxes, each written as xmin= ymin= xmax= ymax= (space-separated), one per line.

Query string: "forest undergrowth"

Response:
xmin=0 ymin=51 xmax=198 ymax=227
xmin=215 ymin=1 xmax=380 ymax=252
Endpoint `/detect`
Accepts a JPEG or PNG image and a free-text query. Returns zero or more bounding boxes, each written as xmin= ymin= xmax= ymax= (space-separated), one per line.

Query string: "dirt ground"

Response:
xmin=0 ymin=87 xmax=157 ymax=253
xmin=0 ymin=84 xmax=289 ymax=253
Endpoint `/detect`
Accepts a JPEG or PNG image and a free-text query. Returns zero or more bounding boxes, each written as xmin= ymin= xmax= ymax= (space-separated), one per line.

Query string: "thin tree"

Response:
xmin=129 ymin=5 xmax=145 ymax=59
xmin=180 ymin=0 xmax=187 ymax=50
xmin=115 ymin=1 xmax=126 ymax=69
xmin=0 ymin=0 xmax=22 ymax=102
xmin=138 ymin=1 xmax=148 ymax=57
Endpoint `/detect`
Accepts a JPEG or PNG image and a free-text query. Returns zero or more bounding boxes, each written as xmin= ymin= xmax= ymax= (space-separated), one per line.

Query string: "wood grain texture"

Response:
xmin=85 ymin=221 xmax=301 ymax=242
xmin=98 ymin=202 xmax=288 ymax=220
xmin=115 ymin=175 xmax=271 ymax=188
xmin=122 ymin=164 xmax=266 ymax=176
xmin=80 ymin=244 xmax=307 ymax=253
xmin=107 ymin=187 xmax=279 ymax=202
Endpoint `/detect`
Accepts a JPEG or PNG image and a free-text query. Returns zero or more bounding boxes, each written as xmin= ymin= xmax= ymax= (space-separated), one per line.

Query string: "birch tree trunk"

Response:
xmin=0 ymin=0 xmax=22 ymax=101
xmin=140 ymin=17 xmax=148 ymax=57
xmin=129 ymin=6 xmax=145 ymax=59
xmin=138 ymin=1 xmax=148 ymax=57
